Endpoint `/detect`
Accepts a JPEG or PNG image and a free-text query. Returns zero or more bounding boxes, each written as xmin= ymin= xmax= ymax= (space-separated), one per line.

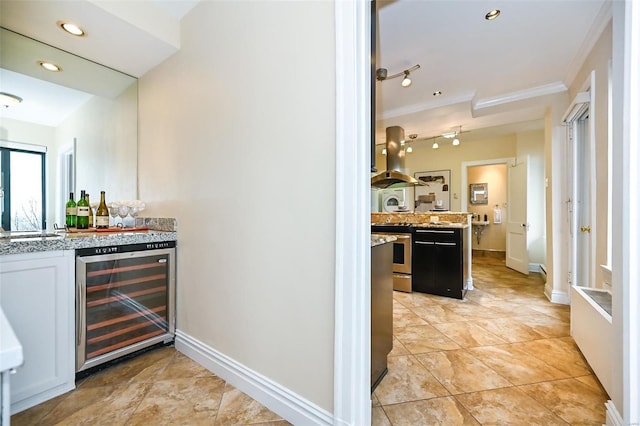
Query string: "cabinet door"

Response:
xmin=412 ymin=240 xmax=438 ymax=294
xmin=0 ymin=251 xmax=75 ymax=414
xmin=433 ymin=242 xmax=464 ymax=299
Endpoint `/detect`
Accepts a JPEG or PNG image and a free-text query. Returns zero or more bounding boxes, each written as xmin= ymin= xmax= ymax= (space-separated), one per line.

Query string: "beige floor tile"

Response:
xmin=78 ymin=345 xmax=175 ymax=388
xmin=383 ymin=396 xmax=480 ymax=425
xmin=374 ymin=354 xmax=449 ymax=405
xmin=431 ymin=321 xmax=507 ymax=347
xmin=469 ymin=344 xmax=570 ymax=385
xmin=473 ymin=317 xmax=548 ymax=342
xmin=128 ymin=376 xmax=225 ymax=425
xmin=55 ymin=382 xmax=152 ymax=425
xmin=455 ymin=387 xmax=568 ymax=425
xmin=389 ymin=336 xmax=409 ymax=356
xmin=156 ymin=351 xmax=215 ymax=380
xmin=519 ymin=377 xmax=608 ymax=424
xmin=511 ymin=314 xmax=570 ymax=338
xmin=214 ymin=386 xmax=284 ymax=425
xmin=10 ymin=390 xmax=81 ymax=426
xmin=509 ymin=337 xmax=593 ymax=377
xmin=393 ymin=306 xmax=429 ymax=329
xmin=372 ymin=406 xmax=392 ymax=426
xmin=394 ymin=324 xmax=461 ymax=354
xmin=415 ymin=349 xmax=512 ymax=394
xmin=407 ymin=304 xmax=469 ymax=324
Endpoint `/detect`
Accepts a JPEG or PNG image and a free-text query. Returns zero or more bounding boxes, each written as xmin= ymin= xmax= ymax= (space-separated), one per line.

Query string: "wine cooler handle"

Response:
xmin=77 ymin=281 xmax=85 ymax=346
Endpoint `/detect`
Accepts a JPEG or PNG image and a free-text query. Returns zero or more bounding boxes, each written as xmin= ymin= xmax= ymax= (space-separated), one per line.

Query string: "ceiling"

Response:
xmin=1 ymin=0 xmax=610 ymax=139
xmin=375 ymin=0 xmax=610 ymax=146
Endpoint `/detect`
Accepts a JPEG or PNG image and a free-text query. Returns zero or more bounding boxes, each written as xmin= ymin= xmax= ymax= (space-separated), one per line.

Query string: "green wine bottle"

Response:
xmin=65 ymin=192 xmax=77 ymax=228
xmin=76 ymin=190 xmax=90 ymax=229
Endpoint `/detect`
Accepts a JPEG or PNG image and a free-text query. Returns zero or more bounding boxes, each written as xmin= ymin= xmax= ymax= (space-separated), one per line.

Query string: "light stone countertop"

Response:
xmin=0 ymin=217 xmax=177 ymax=256
xmin=371 ymin=234 xmax=397 ymax=247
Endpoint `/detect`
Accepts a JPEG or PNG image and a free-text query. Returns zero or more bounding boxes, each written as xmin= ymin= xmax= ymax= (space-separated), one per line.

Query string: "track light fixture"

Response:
xmin=432 ymin=137 xmax=439 ymax=149
xmin=452 ymin=126 xmax=462 ymax=146
xmin=376 ymin=64 xmax=420 ymax=88
xmin=407 ymin=134 xmax=417 ymax=153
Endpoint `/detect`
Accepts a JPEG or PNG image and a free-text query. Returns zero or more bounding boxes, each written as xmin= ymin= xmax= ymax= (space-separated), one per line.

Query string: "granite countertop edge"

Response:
xmin=0 ymin=230 xmax=177 ymax=256
xmin=371 ymin=234 xmax=397 ymax=247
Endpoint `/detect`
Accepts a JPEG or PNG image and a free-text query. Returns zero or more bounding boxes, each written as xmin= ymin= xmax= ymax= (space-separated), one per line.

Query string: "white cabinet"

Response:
xmin=0 ymin=250 xmax=75 ymax=415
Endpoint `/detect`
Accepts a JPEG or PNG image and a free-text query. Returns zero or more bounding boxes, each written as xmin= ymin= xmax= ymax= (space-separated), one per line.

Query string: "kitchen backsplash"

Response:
xmin=134 ymin=217 xmax=177 ymax=231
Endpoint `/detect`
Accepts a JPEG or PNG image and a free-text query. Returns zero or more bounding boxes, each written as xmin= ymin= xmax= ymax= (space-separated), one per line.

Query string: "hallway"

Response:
xmin=372 ymin=255 xmax=608 ymax=425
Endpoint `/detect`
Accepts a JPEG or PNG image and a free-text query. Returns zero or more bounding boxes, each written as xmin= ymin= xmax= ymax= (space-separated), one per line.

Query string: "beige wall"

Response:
xmin=468 ymin=164 xmax=507 ymax=251
xmin=376 ymin=129 xmax=546 ymax=264
xmin=137 ymin=1 xmax=336 ymax=412
xmin=376 ymin=134 xmax=518 ymax=212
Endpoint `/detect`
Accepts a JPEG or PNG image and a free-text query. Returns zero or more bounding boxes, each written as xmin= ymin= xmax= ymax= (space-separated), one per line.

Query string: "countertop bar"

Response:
xmin=0 ymin=217 xmax=178 ymax=256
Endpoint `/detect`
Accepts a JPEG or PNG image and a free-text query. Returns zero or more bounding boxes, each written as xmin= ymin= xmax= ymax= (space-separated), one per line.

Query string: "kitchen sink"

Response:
xmin=471 ymin=220 xmax=490 ymax=226
xmin=0 ymin=231 xmax=62 ymax=240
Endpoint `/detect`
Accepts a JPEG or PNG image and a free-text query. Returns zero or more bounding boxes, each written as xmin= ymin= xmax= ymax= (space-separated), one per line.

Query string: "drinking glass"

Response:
xmin=117 ymin=204 xmax=130 ymax=228
xmin=109 ymin=203 xmax=120 ymax=227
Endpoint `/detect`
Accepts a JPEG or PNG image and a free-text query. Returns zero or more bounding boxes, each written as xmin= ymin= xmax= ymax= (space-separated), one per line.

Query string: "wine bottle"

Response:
xmin=95 ymin=191 xmax=110 ymax=229
xmin=85 ymin=193 xmax=93 ymax=228
xmin=65 ymin=192 xmax=77 ymax=228
xmin=76 ymin=190 xmax=90 ymax=229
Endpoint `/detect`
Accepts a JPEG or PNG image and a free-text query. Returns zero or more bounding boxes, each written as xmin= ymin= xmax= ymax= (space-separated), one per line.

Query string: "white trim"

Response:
xmin=544 ymin=286 xmax=570 ymax=305
xmin=473 ymin=81 xmax=567 ymax=110
xmin=175 ymin=331 xmax=333 ymax=426
xmin=460 ymin=157 xmax=516 ymax=213
xmin=605 ymin=400 xmax=623 ymax=426
xmin=333 ymin=1 xmax=371 ymax=426
xmin=380 ymin=91 xmax=475 ymax=121
xmin=528 ymin=263 xmax=542 ymax=273
xmin=0 ymin=138 xmax=47 ymax=153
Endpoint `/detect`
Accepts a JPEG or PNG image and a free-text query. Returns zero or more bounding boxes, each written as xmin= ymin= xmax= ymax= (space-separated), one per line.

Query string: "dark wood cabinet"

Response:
xmin=412 ymin=227 xmax=468 ymax=299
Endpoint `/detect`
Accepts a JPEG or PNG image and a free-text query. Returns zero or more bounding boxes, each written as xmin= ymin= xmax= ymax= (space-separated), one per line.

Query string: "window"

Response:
xmin=0 ymin=142 xmax=46 ymax=231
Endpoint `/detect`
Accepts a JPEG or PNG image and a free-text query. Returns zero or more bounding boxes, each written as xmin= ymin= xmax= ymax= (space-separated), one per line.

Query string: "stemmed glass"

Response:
xmin=128 ymin=201 xmax=145 ymax=228
xmin=117 ymin=204 xmax=130 ymax=228
xmin=109 ymin=203 xmax=120 ymax=227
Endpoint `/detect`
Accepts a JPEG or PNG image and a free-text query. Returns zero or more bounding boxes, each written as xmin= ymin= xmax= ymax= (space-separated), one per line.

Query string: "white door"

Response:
xmin=506 ymin=159 xmax=529 ymax=274
xmin=573 ymin=111 xmax=594 ymax=287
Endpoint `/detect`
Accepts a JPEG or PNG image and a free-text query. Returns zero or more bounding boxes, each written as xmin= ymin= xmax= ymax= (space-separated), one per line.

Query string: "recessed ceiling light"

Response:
xmin=485 ymin=9 xmax=501 ymax=20
xmin=58 ymin=21 xmax=86 ymax=36
xmin=433 ymin=91 xmax=442 ymax=96
xmin=38 ymin=61 xmax=62 ymax=72
xmin=0 ymin=92 xmax=23 ymax=107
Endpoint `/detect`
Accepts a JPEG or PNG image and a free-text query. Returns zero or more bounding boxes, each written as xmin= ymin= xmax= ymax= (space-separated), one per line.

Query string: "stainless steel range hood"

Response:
xmin=371 ymin=126 xmax=424 ymax=188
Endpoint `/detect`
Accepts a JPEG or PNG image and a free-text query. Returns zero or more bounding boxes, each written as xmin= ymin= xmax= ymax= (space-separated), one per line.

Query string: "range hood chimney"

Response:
xmin=371 ymin=126 xmax=424 ymax=188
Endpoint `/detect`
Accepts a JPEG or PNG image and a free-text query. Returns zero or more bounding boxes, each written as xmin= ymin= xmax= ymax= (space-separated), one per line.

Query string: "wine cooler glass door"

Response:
xmin=76 ymin=246 xmax=175 ymax=372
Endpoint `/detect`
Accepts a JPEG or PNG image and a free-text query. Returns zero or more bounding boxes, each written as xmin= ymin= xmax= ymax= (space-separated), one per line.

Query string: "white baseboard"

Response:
xmin=544 ymin=285 xmax=570 ymax=305
xmin=605 ymin=400 xmax=623 ymax=426
xmin=175 ymin=330 xmax=334 ymax=426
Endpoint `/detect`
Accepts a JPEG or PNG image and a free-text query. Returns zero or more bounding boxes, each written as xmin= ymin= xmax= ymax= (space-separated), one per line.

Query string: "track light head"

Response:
xmin=401 ymin=71 xmax=412 ymax=87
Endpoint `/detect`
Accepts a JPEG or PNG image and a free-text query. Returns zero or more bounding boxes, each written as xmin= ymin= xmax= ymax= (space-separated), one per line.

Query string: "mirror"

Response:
xmin=0 ymin=27 xmax=137 ymax=229
xmin=469 ymin=183 xmax=489 ymax=204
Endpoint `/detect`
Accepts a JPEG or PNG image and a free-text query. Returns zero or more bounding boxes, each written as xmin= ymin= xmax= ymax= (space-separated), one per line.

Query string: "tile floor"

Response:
xmin=12 ymin=255 xmax=608 ymax=425
xmin=373 ymin=255 xmax=609 ymax=425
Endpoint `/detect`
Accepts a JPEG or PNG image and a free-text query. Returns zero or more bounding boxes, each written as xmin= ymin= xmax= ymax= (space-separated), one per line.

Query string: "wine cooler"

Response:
xmin=75 ymin=241 xmax=176 ymax=372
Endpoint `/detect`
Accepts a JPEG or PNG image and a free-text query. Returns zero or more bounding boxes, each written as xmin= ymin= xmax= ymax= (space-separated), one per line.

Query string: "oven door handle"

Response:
xmin=414 ymin=241 xmax=435 ymax=245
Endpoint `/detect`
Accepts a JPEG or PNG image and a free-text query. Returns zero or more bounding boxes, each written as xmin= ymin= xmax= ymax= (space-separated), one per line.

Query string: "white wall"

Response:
xmin=137 ymin=1 xmax=336 ymax=412
xmin=56 ymin=83 xmax=138 ymax=212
